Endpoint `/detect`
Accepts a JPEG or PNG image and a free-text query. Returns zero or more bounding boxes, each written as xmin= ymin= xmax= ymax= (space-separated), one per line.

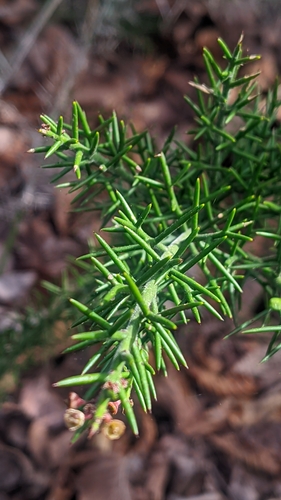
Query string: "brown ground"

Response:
xmin=0 ymin=1 xmax=281 ymax=499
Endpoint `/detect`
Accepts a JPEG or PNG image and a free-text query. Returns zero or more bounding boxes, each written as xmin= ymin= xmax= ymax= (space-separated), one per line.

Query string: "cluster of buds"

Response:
xmin=64 ymin=392 xmax=126 ymax=440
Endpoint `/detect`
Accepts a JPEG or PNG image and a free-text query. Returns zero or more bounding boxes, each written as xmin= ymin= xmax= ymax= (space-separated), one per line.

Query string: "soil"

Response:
xmin=0 ymin=1 xmax=281 ymax=499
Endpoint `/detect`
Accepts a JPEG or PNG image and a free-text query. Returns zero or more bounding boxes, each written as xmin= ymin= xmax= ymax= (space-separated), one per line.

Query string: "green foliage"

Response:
xmin=32 ymin=35 xmax=281 ymax=437
xmin=0 ymin=300 xmax=67 ymax=399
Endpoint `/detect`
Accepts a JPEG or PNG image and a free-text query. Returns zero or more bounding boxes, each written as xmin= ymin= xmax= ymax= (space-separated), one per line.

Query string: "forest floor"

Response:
xmin=1 ymin=1 xmax=281 ymax=499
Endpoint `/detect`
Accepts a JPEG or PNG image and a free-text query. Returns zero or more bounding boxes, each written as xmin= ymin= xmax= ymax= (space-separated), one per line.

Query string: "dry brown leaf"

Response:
xmin=209 ymin=432 xmax=281 ymax=475
xmin=189 ymin=364 xmax=258 ymax=397
xmin=155 ymin=365 xmax=201 ymax=434
xmin=75 ymin=453 xmax=132 ymax=500
xmin=28 ymin=412 xmax=71 ymax=469
xmin=0 ymin=0 xmax=37 ymax=25
xmin=145 ymin=448 xmax=170 ymax=500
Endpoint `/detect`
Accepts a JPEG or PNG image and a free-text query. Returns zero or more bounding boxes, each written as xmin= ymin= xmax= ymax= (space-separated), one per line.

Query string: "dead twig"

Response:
xmin=0 ymin=0 xmax=64 ymax=94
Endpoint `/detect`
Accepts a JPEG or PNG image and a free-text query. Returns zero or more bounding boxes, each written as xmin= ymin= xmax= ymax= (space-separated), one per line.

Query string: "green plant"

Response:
xmin=31 ymin=34 xmax=281 ymax=439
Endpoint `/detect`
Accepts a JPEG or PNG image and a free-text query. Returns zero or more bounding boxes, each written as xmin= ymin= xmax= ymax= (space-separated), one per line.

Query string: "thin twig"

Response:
xmin=48 ymin=0 xmax=101 ymax=118
xmin=155 ymin=0 xmax=171 ymax=18
xmin=80 ymin=0 xmax=100 ymax=49
xmin=0 ymin=51 xmax=12 ymax=77
xmin=0 ymin=0 xmax=64 ymax=94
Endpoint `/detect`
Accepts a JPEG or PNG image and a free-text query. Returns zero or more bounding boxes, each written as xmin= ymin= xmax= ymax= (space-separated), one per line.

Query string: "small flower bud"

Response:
xmin=121 ymin=378 xmax=128 ymax=388
xmin=64 ymin=408 xmax=85 ymax=431
xmin=41 ymin=123 xmax=51 ymax=131
xmin=103 ymin=380 xmax=119 ymax=393
xmin=83 ymin=403 xmax=95 ymax=419
xmin=108 ymin=400 xmax=121 ymax=415
xmin=102 ymin=412 xmax=113 ymax=424
xmin=68 ymin=392 xmax=86 ymax=409
xmin=101 ymin=419 xmax=126 ymax=440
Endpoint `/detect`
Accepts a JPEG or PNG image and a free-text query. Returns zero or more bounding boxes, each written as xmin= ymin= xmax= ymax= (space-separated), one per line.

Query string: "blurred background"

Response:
xmin=0 ymin=1 xmax=281 ymax=499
